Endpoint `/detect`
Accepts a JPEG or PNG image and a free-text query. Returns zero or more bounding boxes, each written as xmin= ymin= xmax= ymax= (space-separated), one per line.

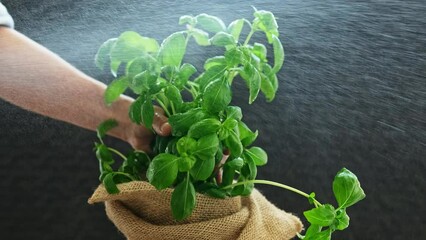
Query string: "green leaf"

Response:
xmin=333 ymin=168 xmax=366 ymax=209
xmin=225 ymin=129 xmax=243 ymax=157
xmin=240 ymin=61 xmax=261 ymax=104
xmin=303 ymin=204 xmax=336 ymax=227
xmin=178 ymin=156 xmax=196 ymax=172
xmin=176 ymin=136 xmax=197 ymax=156
xmin=126 ymin=55 xmax=157 ymax=79
xmin=142 ymin=96 xmax=154 ymax=129
xmin=104 ymin=77 xmax=129 ymax=105
xmin=176 ymin=63 xmax=197 ymax=89
xmin=133 ymin=71 xmax=163 ymax=95
xmin=225 ymin=106 xmax=242 ymax=121
xmin=110 ymin=31 xmax=159 ymax=63
xmin=244 ymin=147 xmax=268 ymax=166
xmin=171 ymin=176 xmax=196 ymax=221
xmin=146 ymin=153 xmax=179 ymax=190
xmin=238 ymin=121 xmax=258 ymax=147
xmin=231 ymin=176 xmax=254 ymax=196
xmin=225 ymin=157 xmax=244 ymax=170
xmin=193 ymin=134 xmax=219 ymax=162
xmin=304 ymin=229 xmax=332 ymax=240
xmin=190 ymin=154 xmax=215 ymax=181
xmin=335 ymin=209 xmax=350 ymax=230
xmin=103 ymin=173 xmax=120 ymax=194
xmin=205 ymin=188 xmax=228 ymax=199
xmin=260 ymin=71 xmax=276 ymax=102
xmin=158 ymin=32 xmax=187 ymax=67
xmin=252 ymin=43 xmax=267 ymax=61
xmin=191 ymin=28 xmax=211 ymax=46
xmin=253 ymin=10 xmax=279 ymax=43
xmin=210 ymin=32 xmax=236 ymax=46
xmin=196 ymin=65 xmax=227 ymax=90
xmin=225 ymin=48 xmax=242 ymax=67
xmin=129 ymin=96 xmax=144 ymax=124
xmin=227 ymin=19 xmax=244 ymax=42
xmin=168 ymin=108 xmax=209 ymax=136
xmin=179 ymin=15 xmax=196 ymax=25
xmin=195 ymin=13 xmax=226 ymax=33
xmin=271 ymin=35 xmax=284 ymax=74
xmin=202 ymin=78 xmax=232 ymax=113
xmin=304 ymin=224 xmax=321 ymax=237
xmin=95 ymin=38 xmax=117 ymax=70
xmin=165 ymin=85 xmax=183 ymax=107
xmin=95 ymin=144 xmax=114 ymax=179
xmin=241 ymin=154 xmax=257 ymax=180
xmin=204 ymin=56 xmax=226 ymax=71
xmin=96 ymin=119 xmax=118 ymax=141
xmin=222 ymin=118 xmax=238 ymax=130
xmin=110 ymin=59 xmax=121 ymax=77
xmin=188 ymin=118 xmax=221 ymax=138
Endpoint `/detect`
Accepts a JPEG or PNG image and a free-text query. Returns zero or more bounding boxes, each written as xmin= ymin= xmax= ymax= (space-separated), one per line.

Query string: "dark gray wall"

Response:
xmin=1 ymin=0 xmax=425 ymax=239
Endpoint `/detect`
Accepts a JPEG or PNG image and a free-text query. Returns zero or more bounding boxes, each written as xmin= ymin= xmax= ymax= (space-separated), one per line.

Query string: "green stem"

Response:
xmin=244 ymin=29 xmax=255 ymax=46
xmin=155 ymin=97 xmax=172 ymax=117
xmin=222 ymin=179 xmax=323 ymax=207
xmin=107 ymin=147 xmax=127 ymax=161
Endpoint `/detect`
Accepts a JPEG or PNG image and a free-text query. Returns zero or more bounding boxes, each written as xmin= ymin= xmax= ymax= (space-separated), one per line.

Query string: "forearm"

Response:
xmin=0 ymin=27 xmax=132 ymax=141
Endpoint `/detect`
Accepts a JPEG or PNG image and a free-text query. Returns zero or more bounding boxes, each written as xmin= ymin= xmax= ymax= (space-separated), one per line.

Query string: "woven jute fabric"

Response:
xmin=89 ymin=181 xmax=302 ymax=240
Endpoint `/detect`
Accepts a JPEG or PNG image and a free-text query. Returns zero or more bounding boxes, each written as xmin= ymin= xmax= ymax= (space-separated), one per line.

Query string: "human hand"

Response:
xmin=125 ymin=106 xmax=171 ymax=152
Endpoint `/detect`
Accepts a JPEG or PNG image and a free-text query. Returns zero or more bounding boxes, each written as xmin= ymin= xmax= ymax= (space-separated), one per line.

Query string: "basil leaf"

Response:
xmin=224 ymin=129 xmax=243 ymax=157
xmin=129 ymin=96 xmax=144 ymax=124
xmin=240 ymin=61 xmax=261 ymax=104
xmin=188 ymin=118 xmax=221 ymax=139
xmin=176 ymin=63 xmax=197 ymax=89
xmin=241 ymin=153 xmax=257 ymax=180
xmin=225 ymin=106 xmax=242 ymax=121
xmin=95 ymin=38 xmax=117 ymax=70
xmin=260 ymin=71 xmax=276 ymax=102
xmin=95 ymin=144 xmax=114 ymax=180
xmin=103 ymin=173 xmax=120 ymax=194
xmin=178 ymin=156 xmax=196 ymax=172
xmin=210 ymin=32 xmax=236 ymax=46
xmin=238 ymin=121 xmax=258 ymax=147
xmin=158 ymin=32 xmax=187 ymax=67
xmin=333 ymin=168 xmax=366 ymax=209
xmin=168 ymin=108 xmax=209 ymax=136
xmin=191 ymin=28 xmax=211 ymax=46
xmin=146 ymin=153 xmax=179 ymax=190
xmin=176 ymin=136 xmax=197 ymax=156
xmin=225 ymin=47 xmax=242 ymax=67
xmin=190 ymin=154 xmax=215 ymax=181
xmin=196 ymin=64 xmax=227 ymax=90
xmin=253 ymin=10 xmax=279 ymax=43
xmin=303 ymin=204 xmax=336 ymax=227
xmin=204 ymin=56 xmax=226 ymax=71
xmin=104 ymin=77 xmax=129 ymax=105
xmin=195 ymin=13 xmax=226 ymax=33
xmin=271 ymin=35 xmax=284 ymax=74
xmin=335 ymin=209 xmax=350 ymax=230
xmin=193 ymin=134 xmax=219 ymax=161
xmin=110 ymin=31 xmax=158 ymax=63
xmin=171 ymin=176 xmax=196 ymax=221
xmin=96 ymin=119 xmax=118 ymax=141
xmin=244 ymin=147 xmax=268 ymax=166
xmin=304 ymin=229 xmax=332 ymax=240
xmin=165 ymin=85 xmax=183 ymax=108
xmin=142 ymin=96 xmax=154 ymax=130
xmin=202 ymin=78 xmax=232 ymax=113
xmin=126 ymin=55 xmax=157 ymax=79
xmin=225 ymin=157 xmax=244 ymax=170
xmin=304 ymin=224 xmax=321 ymax=238
xmin=252 ymin=43 xmax=267 ymax=61
xmin=227 ymin=19 xmax=244 ymax=42
xmin=179 ymin=15 xmax=196 ymax=26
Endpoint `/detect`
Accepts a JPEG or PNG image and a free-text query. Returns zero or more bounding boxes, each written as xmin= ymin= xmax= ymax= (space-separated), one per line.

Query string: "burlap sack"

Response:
xmin=89 ymin=181 xmax=303 ymax=240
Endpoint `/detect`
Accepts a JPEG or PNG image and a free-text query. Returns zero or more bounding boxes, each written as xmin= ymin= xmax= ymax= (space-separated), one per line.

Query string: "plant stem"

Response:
xmin=155 ymin=97 xmax=172 ymax=117
xmin=222 ymin=179 xmax=323 ymax=207
xmin=107 ymin=147 xmax=127 ymax=161
xmin=244 ymin=29 xmax=255 ymax=46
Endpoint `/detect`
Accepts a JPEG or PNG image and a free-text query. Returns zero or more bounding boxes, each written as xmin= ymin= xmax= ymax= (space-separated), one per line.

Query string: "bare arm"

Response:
xmin=0 ymin=27 xmax=170 ymax=151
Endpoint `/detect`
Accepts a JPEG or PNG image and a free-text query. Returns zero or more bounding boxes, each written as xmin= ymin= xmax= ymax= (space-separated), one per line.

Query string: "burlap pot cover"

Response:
xmin=89 ymin=181 xmax=303 ymax=240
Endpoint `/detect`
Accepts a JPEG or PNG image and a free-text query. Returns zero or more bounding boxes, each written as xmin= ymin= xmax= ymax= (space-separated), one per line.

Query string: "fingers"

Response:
xmin=152 ymin=106 xmax=171 ymax=136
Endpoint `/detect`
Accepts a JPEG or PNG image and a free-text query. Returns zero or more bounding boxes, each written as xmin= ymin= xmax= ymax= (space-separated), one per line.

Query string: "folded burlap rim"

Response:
xmin=89 ymin=181 xmax=303 ymax=240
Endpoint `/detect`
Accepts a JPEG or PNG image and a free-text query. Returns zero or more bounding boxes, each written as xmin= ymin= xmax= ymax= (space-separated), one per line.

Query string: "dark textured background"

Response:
xmin=1 ymin=0 xmax=425 ymax=239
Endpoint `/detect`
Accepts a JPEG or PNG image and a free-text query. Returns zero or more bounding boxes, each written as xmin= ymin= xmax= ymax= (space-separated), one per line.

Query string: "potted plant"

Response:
xmin=88 ymin=8 xmax=365 ymax=240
